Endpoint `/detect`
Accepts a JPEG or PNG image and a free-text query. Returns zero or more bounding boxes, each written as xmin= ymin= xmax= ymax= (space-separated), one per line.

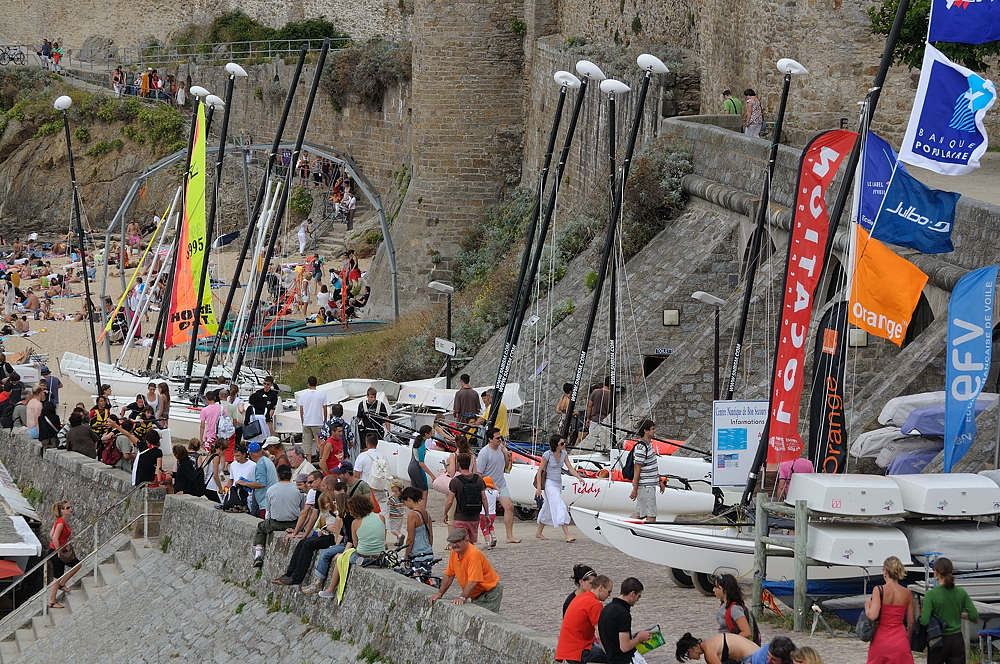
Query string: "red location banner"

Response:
xmin=767 ymin=130 xmax=858 ymax=463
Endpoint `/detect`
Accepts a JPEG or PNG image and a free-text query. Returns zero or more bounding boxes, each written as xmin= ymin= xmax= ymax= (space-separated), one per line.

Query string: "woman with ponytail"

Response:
xmin=920 ymin=557 xmax=978 ymax=664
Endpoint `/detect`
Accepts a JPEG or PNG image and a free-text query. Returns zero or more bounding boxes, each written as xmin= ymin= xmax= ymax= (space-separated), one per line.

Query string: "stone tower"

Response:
xmin=366 ymin=0 xmax=526 ymax=316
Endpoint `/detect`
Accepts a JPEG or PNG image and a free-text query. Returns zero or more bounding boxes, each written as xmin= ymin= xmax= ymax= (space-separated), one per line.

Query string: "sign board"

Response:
xmin=434 ymin=337 xmax=456 ymax=356
xmin=653 ymin=347 xmax=676 ymax=356
xmin=712 ymin=400 xmax=767 ymax=487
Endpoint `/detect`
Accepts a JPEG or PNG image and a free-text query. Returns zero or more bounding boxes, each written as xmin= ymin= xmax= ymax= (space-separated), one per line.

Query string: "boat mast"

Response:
xmin=228 ymin=39 xmax=332 ymax=385
xmin=739 ymin=0 xmax=912 ymax=506
xmin=485 ymin=63 xmax=600 ymax=432
xmin=184 ymin=63 xmax=248 ymax=392
xmin=197 ymin=47 xmax=308 ymax=394
xmin=558 ymin=55 xmax=668 ymax=443
xmin=723 ymin=60 xmax=808 ymax=400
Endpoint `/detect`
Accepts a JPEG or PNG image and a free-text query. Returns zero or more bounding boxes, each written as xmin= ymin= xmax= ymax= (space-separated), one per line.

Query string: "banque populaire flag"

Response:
xmin=929 ymin=0 xmax=1000 ymax=44
xmin=899 ymin=44 xmax=996 ymax=176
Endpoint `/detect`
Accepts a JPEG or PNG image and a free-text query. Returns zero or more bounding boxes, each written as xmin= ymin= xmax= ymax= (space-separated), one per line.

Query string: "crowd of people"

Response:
xmin=110 ymin=66 xmax=186 ymax=105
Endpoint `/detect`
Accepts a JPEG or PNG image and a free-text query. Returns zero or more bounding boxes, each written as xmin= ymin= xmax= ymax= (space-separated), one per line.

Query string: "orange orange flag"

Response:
xmin=849 ymin=226 xmax=928 ymax=346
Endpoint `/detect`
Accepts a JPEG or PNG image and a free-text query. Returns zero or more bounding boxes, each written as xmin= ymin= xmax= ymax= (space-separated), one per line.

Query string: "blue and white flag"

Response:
xmin=859 ymin=132 xmax=960 ymax=253
xmin=929 ymin=0 xmax=1000 ymax=44
xmin=872 ymin=168 xmax=960 ymax=254
xmin=944 ymin=265 xmax=997 ymax=472
xmin=899 ymin=44 xmax=996 ymax=176
xmin=859 ymin=132 xmax=902 ymax=229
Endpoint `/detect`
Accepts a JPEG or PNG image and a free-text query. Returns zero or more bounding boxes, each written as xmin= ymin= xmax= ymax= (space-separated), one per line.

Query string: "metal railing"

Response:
xmin=68 ymin=38 xmax=351 ymax=72
xmin=0 ymin=482 xmax=161 ymax=624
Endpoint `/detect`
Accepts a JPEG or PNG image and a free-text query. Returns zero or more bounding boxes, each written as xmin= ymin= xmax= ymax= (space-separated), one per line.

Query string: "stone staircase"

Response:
xmin=0 ymin=534 xmax=156 ymax=663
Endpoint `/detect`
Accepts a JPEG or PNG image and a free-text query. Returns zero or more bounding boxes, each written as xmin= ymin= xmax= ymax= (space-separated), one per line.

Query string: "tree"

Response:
xmin=868 ymin=0 xmax=1000 ymax=71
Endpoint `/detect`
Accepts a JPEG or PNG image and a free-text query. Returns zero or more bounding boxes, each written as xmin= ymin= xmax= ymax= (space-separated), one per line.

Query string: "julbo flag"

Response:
xmin=899 ymin=44 xmax=996 ymax=176
xmin=767 ymin=129 xmax=857 ymax=464
xmin=944 ymin=265 xmax=998 ymax=471
xmin=929 ymin=0 xmax=1000 ymax=44
xmin=849 ymin=227 xmax=928 ymax=347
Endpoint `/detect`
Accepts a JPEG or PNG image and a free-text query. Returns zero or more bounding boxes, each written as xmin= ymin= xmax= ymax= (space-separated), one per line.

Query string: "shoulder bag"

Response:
xmin=856 ymin=586 xmax=883 ymax=642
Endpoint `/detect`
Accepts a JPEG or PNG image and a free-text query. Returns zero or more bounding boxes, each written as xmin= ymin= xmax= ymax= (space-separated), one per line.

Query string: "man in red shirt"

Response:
xmin=556 ymin=574 xmax=613 ymax=663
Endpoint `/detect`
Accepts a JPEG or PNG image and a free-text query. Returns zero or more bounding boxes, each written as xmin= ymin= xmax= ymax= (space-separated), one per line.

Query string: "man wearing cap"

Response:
xmin=332 ymin=460 xmax=370 ymax=501
xmin=251 ymin=464 xmax=304 ymax=568
xmin=264 ymin=436 xmax=288 ymax=468
xmin=241 ymin=442 xmax=277 ymax=520
xmin=428 ymin=528 xmax=503 ymax=613
xmin=40 ymin=366 xmax=62 ymax=406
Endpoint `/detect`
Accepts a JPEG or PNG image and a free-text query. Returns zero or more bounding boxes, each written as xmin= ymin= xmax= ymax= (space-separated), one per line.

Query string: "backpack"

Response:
xmin=621 ymin=441 xmax=648 ymax=481
xmin=223 ymin=483 xmax=250 ymax=512
xmin=369 ymin=453 xmax=393 ymax=491
xmin=186 ymin=455 xmax=215 ymax=499
xmin=725 ymin=602 xmax=762 ymax=645
xmin=0 ymin=399 xmax=14 ymax=429
xmin=99 ymin=437 xmax=123 ymax=467
xmin=455 ymin=474 xmax=483 ymax=516
xmin=216 ymin=409 xmax=236 ymax=440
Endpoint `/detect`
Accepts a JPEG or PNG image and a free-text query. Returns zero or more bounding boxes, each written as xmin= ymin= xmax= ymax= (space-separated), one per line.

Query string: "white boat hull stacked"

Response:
xmin=60 ymin=352 xmax=270 ymax=399
xmin=376 ymin=439 xmax=716 ymax=518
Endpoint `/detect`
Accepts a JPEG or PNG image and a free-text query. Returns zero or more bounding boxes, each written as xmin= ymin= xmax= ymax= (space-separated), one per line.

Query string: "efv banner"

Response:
xmin=899 ymin=44 xmax=996 ymax=176
xmin=929 ymin=0 xmax=1000 ymax=44
xmin=944 ymin=265 xmax=998 ymax=472
xmin=859 ymin=132 xmax=960 ymax=253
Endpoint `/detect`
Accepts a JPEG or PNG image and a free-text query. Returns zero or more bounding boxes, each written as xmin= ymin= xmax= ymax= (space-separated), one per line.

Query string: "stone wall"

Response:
xmin=0 ymin=430 xmax=554 ymax=663
xmin=3 ymin=0 xmax=409 ymax=55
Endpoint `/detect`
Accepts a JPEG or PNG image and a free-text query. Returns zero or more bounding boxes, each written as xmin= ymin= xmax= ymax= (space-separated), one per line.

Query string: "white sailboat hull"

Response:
xmin=376 ymin=440 xmax=715 ymax=517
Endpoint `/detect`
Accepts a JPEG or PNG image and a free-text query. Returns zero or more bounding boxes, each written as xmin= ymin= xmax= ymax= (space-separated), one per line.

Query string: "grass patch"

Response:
xmin=159 ymin=535 xmax=172 ymax=553
xmin=283 ymin=310 xmax=438 ymax=389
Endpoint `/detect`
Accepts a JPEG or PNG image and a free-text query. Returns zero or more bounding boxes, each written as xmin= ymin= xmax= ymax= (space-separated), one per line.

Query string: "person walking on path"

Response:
xmin=428 ymin=528 xmax=503 ymax=612
xmin=742 ymin=89 xmax=764 ymax=138
xmin=722 ymin=90 xmax=744 ymax=116
xmin=864 ymin=556 xmax=914 ymax=664
xmin=920 ymin=556 xmax=978 ymax=664
xmin=630 ymin=419 xmax=666 ymax=522
xmin=477 ymin=427 xmax=521 ymax=544
xmin=47 ymin=501 xmax=81 ymax=609
xmin=535 ymin=434 xmax=584 ymax=542
xmin=598 ymin=577 xmax=651 ymax=664
xmin=444 ymin=452 xmax=486 ymax=544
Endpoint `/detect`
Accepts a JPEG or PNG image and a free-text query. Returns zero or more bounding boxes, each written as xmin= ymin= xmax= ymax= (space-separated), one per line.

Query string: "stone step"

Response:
xmin=0 ymin=638 xmax=20 ymax=662
xmin=12 ymin=626 xmax=35 ymax=653
xmin=96 ymin=562 xmax=123 ymax=587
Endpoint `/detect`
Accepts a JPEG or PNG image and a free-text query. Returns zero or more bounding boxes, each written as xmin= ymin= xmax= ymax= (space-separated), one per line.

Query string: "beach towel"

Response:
xmin=336 ymin=547 xmax=356 ymax=604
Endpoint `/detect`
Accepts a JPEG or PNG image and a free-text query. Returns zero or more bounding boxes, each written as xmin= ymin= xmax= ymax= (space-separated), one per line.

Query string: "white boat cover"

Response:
xmin=851 ymin=426 xmax=905 ymax=458
xmin=897 ymin=521 xmax=1000 ymax=570
xmin=878 ymin=392 xmax=946 ymax=427
xmin=874 ymin=437 xmax=942 ymax=468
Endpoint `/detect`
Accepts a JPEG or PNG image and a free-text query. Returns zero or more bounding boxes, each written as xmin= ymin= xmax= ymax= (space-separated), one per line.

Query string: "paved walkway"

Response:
xmin=419 ymin=491 xmax=881 ymax=663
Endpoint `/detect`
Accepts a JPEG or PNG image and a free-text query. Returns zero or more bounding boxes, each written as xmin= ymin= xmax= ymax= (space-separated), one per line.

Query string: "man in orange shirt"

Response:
xmin=428 ymin=528 xmax=503 ymax=612
xmin=556 ymin=575 xmax=613 ymax=663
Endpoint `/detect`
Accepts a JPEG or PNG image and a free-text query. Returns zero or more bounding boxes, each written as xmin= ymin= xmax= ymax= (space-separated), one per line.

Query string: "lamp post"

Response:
xmin=54 ymin=95 xmax=102 ymax=392
xmin=429 ymin=281 xmax=454 ymax=388
xmin=692 ymin=291 xmax=726 ymax=401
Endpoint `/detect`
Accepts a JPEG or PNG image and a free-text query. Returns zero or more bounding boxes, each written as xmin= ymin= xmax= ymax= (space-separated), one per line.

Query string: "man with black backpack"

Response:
xmin=444 ymin=453 xmax=487 ymax=544
xmin=628 ymin=419 xmax=666 ymax=523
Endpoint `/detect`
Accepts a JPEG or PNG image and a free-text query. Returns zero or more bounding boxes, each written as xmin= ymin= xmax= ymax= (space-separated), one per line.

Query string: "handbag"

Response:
xmin=57 ymin=543 xmax=75 ymax=564
xmin=856 ymin=586 xmax=883 ymax=642
xmin=431 ymin=470 xmax=452 ymax=495
xmin=243 ymin=415 xmax=263 ymax=440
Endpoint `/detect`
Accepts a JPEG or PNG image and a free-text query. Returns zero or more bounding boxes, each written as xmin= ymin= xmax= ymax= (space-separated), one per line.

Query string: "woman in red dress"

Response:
xmin=47 ymin=501 xmax=81 ymax=609
xmin=865 ymin=555 xmax=915 ymax=664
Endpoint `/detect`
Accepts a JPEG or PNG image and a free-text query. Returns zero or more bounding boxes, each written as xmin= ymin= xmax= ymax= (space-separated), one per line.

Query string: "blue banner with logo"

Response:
xmin=944 ymin=265 xmax=997 ymax=472
xmin=859 ymin=132 xmax=902 ymax=230
xmin=899 ymin=44 xmax=996 ymax=176
xmin=929 ymin=0 xmax=1000 ymax=44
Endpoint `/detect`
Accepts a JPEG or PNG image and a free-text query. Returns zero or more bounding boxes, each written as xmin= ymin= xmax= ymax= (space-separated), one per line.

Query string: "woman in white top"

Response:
xmin=297 ymin=218 xmax=311 ymax=255
xmin=534 ymin=433 xmax=584 ymax=542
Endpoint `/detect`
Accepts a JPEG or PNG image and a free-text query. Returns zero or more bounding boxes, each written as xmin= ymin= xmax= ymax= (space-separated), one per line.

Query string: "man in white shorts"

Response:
xmin=297 ymin=376 xmax=329 ymax=460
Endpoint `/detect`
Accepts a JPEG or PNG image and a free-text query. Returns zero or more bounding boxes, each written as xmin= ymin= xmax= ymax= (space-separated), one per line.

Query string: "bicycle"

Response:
xmin=378 ymin=545 xmax=442 ymax=588
xmin=0 ymin=47 xmax=27 ymax=66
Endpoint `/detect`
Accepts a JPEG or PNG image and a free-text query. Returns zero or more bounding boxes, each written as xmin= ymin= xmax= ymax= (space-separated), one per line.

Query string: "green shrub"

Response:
xmin=583 ymin=270 xmax=599 ymax=292
xmin=33 ymin=120 xmax=62 ymax=138
xmin=550 ymin=299 xmax=575 ymax=327
xmin=85 ymin=139 xmax=124 ymax=157
xmin=621 ymin=139 xmax=692 ymax=258
xmin=73 ymin=126 xmax=91 ymax=143
xmin=290 ymin=186 xmax=314 ymax=218
xmin=324 ymin=39 xmax=411 ymax=112
xmin=122 ymin=124 xmax=145 ymax=143
xmin=455 ymin=187 xmax=533 ymax=288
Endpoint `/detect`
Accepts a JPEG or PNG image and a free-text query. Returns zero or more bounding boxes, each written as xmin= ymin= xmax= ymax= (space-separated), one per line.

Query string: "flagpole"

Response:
xmin=739 ymin=0 xmax=912 ymax=506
